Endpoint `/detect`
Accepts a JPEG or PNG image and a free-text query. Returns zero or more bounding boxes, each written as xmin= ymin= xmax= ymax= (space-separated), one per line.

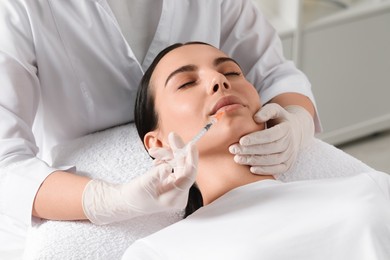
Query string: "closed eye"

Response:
xmin=178 ymin=81 xmax=196 ymax=90
xmin=224 ymin=71 xmax=241 ymax=77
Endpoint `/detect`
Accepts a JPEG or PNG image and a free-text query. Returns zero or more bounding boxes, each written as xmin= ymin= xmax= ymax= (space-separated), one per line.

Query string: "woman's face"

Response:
xmin=147 ymin=44 xmax=264 ymax=153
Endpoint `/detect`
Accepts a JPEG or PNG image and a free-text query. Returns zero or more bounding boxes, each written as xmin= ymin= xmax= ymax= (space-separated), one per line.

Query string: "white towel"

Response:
xmin=278 ymin=136 xmax=373 ymax=182
xmin=24 ymin=123 xmax=372 ymax=259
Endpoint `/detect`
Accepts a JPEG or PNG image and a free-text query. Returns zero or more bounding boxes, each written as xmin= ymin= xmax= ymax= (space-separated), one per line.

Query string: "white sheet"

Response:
xmin=124 ymin=171 xmax=390 ymax=260
xmin=24 ymin=123 xmax=373 ymax=259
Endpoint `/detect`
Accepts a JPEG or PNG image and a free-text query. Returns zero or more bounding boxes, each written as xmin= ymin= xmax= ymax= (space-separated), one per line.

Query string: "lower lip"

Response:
xmin=216 ymin=104 xmax=243 ymax=113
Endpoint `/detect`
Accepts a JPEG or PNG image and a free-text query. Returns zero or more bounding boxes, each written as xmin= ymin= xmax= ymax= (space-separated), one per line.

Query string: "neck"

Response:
xmin=197 ymin=149 xmax=275 ymax=205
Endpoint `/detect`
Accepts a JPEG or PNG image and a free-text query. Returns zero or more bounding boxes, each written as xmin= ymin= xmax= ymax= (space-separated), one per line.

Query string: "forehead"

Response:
xmin=164 ymin=44 xmax=227 ymax=66
xmin=151 ymin=44 xmax=228 ymax=81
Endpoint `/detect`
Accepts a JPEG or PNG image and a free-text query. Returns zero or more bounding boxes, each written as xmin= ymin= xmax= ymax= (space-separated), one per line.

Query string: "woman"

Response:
xmin=135 ymin=41 xmax=276 ymax=211
xmin=124 ymin=42 xmax=390 ymax=259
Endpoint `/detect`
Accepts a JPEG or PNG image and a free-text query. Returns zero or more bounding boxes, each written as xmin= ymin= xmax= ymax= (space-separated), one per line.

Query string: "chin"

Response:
xmin=199 ymin=112 xmax=264 ymax=152
xmin=227 ymin=107 xmax=263 ymax=131
xmin=223 ymin=117 xmax=263 ymax=143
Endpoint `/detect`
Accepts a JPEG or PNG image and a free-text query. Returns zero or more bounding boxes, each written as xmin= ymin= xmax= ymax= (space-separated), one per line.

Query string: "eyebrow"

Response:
xmin=164 ymin=56 xmax=241 ymax=87
xmin=165 ymin=65 xmax=197 ymax=87
xmin=213 ymin=57 xmax=241 ymax=68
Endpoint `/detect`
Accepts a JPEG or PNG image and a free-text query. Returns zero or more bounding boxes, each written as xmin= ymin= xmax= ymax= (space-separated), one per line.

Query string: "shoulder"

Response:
xmin=364 ymin=171 xmax=390 ymax=197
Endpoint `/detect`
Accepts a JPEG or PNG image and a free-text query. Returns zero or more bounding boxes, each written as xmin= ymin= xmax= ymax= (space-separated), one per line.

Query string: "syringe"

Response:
xmin=173 ymin=111 xmax=224 ymax=161
xmin=189 ymin=111 xmax=224 ymax=145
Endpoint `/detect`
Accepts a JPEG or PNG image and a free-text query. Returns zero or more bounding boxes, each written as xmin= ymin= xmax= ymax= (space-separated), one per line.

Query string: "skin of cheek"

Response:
xmin=154 ymin=96 xmax=207 ymax=146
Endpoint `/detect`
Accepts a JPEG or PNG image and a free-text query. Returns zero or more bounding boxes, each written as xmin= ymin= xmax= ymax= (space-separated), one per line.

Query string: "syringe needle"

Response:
xmin=190 ymin=111 xmax=225 ymax=145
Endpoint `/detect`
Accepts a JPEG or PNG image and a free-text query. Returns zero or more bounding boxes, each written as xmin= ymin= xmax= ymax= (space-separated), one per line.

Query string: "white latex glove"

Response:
xmin=82 ymin=132 xmax=198 ymax=225
xmin=229 ymin=103 xmax=314 ymax=175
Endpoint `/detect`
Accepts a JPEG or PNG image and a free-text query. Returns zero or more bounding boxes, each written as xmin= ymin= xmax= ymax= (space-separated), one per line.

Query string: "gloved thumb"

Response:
xmin=168 ymin=132 xmax=186 ymax=151
xmin=169 ymin=132 xmax=198 ymax=191
xmin=254 ymin=103 xmax=287 ymax=123
xmin=148 ymin=146 xmax=173 ymax=163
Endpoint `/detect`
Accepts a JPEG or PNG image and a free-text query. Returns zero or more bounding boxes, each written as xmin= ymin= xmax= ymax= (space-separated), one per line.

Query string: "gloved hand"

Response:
xmin=82 ymin=132 xmax=198 ymax=225
xmin=229 ymin=104 xmax=314 ymax=175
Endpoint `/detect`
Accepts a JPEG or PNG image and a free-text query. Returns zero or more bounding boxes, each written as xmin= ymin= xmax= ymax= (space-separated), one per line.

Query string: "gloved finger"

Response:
xmin=230 ymin=133 xmax=290 ymax=155
xmin=250 ymin=164 xmax=289 ymax=175
xmin=158 ymin=144 xmax=197 ymax=209
xmin=172 ymin=142 xmax=198 ymax=191
xmin=168 ymin=132 xmax=186 ymax=150
xmin=165 ymin=132 xmax=187 ymax=169
xmin=253 ymin=103 xmax=289 ymax=123
xmin=143 ymin=163 xmax=175 ymax=195
xmin=148 ymin=146 xmax=173 ymax=162
xmin=233 ymin=146 xmax=294 ymax=166
xmin=249 ymin=147 xmax=297 ymax=175
xmin=147 ymin=162 xmax=191 ymax=202
xmin=238 ymin=122 xmax=289 ymax=146
xmin=146 ymin=164 xmax=189 ymax=209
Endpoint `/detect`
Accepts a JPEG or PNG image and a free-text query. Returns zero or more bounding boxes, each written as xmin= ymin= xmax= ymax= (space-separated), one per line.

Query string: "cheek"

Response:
xmin=243 ymin=85 xmax=262 ymax=113
xmin=155 ymin=96 xmax=204 ymax=143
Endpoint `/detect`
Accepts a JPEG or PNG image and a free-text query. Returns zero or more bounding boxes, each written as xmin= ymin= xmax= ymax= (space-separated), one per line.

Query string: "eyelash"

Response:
xmin=177 ymin=71 xmax=241 ymax=90
xmin=178 ymin=81 xmax=196 ymax=90
xmin=224 ymin=71 xmax=241 ymax=77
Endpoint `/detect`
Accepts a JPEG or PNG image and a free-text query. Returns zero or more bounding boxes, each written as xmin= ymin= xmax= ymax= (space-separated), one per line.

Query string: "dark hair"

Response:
xmin=134 ymin=42 xmax=210 ymax=217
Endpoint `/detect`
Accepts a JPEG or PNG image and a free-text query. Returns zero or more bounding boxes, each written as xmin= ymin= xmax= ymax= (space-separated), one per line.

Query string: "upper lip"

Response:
xmin=209 ymin=95 xmax=244 ymax=115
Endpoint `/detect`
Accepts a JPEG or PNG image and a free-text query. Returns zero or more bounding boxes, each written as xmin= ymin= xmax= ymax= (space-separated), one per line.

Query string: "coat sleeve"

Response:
xmin=0 ymin=0 xmax=67 ymax=238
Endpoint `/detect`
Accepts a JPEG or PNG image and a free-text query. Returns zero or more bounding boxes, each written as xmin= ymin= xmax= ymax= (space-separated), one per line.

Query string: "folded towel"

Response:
xmin=277 ymin=137 xmax=373 ymax=182
xmin=24 ymin=123 xmax=372 ymax=259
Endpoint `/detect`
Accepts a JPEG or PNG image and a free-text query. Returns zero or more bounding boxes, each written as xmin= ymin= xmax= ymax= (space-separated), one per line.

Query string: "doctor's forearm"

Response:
xmin=269 ymin=92 xmax=315 ymax=117
xmin=32 ymin=171 xmax=91 ymax=220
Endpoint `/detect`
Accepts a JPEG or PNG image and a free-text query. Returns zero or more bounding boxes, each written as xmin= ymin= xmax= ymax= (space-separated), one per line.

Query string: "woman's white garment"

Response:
xmin=0 ymin=0 xmax=318 ymax=254
xmin=123 ymin=171 xmax=390 ymax=260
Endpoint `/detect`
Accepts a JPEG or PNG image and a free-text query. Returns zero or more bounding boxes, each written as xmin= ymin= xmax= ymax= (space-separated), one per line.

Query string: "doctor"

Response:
xmin=0 ymin=0 xmax=319 ymax=257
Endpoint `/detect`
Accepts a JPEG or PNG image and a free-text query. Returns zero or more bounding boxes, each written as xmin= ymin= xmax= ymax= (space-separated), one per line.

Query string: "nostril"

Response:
xmin=213 ymin=84 xmax=219 ymax=92
xmin=223 ymin=82 xmax=229 ymax=89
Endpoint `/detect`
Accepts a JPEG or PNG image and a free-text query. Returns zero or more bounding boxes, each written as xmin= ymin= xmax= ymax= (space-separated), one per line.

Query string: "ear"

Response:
xmin=144 ymin=130 xmax=164 ymax=150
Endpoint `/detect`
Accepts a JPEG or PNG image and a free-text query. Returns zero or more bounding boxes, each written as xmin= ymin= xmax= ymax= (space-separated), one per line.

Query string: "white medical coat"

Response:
xmin=123 ymin=172 xmax=390 ymax=260
xmin=0 ymin=0 xmax=317 ymax=256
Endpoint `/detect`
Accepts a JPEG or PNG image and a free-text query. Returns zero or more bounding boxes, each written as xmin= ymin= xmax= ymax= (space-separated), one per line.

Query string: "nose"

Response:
xmin=209 ymin=73 xmax=230 ymax=94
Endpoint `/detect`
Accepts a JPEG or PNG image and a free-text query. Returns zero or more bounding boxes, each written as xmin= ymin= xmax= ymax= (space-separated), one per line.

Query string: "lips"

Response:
xmin=209 ymin=95 xmax=244 ymax=115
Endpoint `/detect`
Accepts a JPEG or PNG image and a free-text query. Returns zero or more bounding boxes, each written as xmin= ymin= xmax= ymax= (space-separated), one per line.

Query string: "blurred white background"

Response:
xmin=251 ymin=0 xmax=390 ymax=172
